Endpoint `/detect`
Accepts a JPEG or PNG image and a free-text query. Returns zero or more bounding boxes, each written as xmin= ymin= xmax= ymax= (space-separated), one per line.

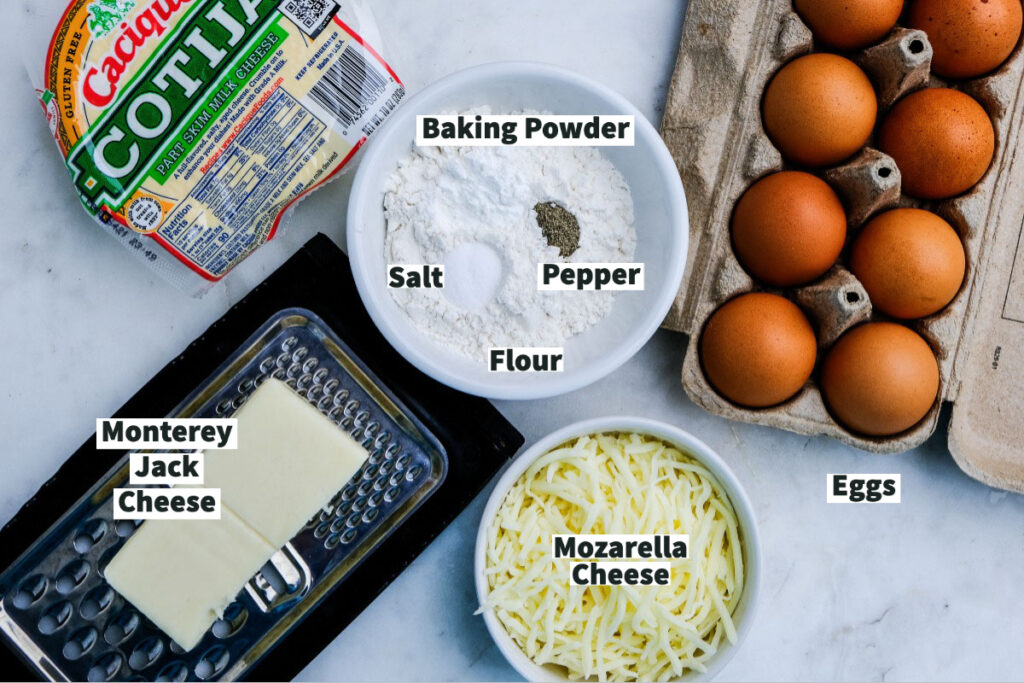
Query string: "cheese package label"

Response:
xmin=104 ymin=506 xmax=274 ymax=651
xmin=203 ymin=377 xmax=369 ymax=547
xmin=40 ymin=0 xmax=403 ymax=287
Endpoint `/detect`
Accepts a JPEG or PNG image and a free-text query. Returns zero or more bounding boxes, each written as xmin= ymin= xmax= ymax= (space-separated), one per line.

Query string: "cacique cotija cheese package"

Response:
xmin=29 ymin=0 xmax=403 ymax=291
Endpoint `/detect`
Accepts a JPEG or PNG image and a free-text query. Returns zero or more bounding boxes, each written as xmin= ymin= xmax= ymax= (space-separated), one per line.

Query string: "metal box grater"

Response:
xmin=0 ymin=308 xmax=448 ymax=681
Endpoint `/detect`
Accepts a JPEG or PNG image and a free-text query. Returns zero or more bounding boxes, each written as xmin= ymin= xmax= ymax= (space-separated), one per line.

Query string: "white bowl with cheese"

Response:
xmin=347 ymin=62 xmax=688 ymax=400
xmin=474 ymin=418 xmax=762 ymax=682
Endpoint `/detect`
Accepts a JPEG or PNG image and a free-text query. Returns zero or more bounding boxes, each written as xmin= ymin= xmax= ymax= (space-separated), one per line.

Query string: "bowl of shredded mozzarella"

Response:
xmin=475 ymin=418 xmax=761 ymax=682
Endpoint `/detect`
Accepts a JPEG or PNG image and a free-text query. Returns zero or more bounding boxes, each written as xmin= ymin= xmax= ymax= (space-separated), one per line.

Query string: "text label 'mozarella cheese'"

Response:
xmin=552 ymin=534 xmax=689 ymax=559
xmin=571 ymin=561 xmax=672 ymax=586
xmin=555 ymin=534 xmax=687 ymax=587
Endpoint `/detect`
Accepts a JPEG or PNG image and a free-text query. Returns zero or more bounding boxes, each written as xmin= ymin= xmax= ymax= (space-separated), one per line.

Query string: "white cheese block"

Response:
xmin=106 ymin=379 xmax=368 ymax=650
xmin=104 ymin=507 xmax=274 ymax=651
xmin=203 ymin=378 xmax=370 ymax=547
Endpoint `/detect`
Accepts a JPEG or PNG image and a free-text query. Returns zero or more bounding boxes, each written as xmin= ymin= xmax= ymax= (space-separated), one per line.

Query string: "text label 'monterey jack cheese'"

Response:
xmin=40 ymin=0 xmax=404 ymax=287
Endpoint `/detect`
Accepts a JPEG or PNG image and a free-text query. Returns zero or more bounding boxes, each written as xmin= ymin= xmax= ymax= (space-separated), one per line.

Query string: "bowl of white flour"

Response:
xmin=347 ymin=62 xmax=688 ymax=400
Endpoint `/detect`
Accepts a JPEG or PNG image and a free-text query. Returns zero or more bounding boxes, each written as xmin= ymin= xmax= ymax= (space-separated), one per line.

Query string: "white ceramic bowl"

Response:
xmin=347 ymin=62 xmax=688 ymax=400
xmin=474 ymin=418 xmax=762 ymax=682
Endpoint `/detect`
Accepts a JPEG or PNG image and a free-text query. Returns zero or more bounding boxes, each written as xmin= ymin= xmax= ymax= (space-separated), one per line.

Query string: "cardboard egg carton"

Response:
xmin=660 ymin=0 xmax=1024 ymax=492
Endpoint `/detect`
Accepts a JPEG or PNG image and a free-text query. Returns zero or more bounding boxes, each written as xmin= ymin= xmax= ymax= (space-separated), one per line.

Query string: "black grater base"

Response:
xmin=0 ymin=234 xmax=524 ymax=681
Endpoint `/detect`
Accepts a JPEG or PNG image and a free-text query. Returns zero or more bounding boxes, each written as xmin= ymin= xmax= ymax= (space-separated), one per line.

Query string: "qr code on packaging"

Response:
xmin=280 ymin=0 xmax=341 ymax=38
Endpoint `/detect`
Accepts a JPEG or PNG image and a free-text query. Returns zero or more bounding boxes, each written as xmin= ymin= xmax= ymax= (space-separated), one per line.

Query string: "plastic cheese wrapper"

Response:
xmin=21 ymin=0 xmax=403 ymax=292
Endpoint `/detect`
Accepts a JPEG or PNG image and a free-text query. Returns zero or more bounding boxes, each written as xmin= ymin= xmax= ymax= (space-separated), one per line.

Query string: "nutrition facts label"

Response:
xmin=158 ymin=89 xmax=330 ymax=276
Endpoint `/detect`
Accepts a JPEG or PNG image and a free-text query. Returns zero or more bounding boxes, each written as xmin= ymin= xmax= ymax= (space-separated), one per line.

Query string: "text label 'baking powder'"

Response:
xmin=416 ymin=115 xmax=635 ymax=146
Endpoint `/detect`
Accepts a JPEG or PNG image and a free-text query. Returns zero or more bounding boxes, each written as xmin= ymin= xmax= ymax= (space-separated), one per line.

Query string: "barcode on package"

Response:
xmin=308 ymin=47 xmax=391 ymax=129
xmin=280 ymin=0 xmax=340 ymax=38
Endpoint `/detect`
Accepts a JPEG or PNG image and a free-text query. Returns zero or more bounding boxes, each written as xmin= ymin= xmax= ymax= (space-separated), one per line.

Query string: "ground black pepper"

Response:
xmin=534 ymin=202 xmax=581 ymax=258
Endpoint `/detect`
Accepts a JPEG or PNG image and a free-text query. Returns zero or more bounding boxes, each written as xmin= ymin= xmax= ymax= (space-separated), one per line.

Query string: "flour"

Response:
xmin=383 ymin=113 xmax=636 ymax=361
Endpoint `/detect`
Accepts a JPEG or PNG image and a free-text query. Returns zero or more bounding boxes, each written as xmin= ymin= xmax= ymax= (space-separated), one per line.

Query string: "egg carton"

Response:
xmin=661 ymin=0 xmax=1024 ymax=491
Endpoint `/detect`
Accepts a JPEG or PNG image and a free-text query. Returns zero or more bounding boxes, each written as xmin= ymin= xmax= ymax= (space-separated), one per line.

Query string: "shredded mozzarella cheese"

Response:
xmin=481 ymin=432 xmax=745 ymax=682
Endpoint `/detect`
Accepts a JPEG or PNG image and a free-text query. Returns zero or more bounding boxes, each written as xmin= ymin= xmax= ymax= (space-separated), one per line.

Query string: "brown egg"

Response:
xmin=908 ymin=0 xmax=1023 ymax=79
xmin=795 ymin=0 xmax=904 ymax=50
xmin=701 ymin=293 xmax=817 ymax=408
xmin=763 ymin=54 xmax=878 ymax=167
xmin=878 ymin=88 xmax=994 ymax=199
xmin=821 ymin=323 xmax=939 ymax=436
xmin=732 ymin=171 xmax=847 ymax=287
xmin=851 ymin=209 xmax=965 ymax=319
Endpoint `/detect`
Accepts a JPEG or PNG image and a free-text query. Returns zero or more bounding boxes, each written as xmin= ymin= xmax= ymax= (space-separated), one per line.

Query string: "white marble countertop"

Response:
xmin=2 ymin=1 xmax=1023 ymax=681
